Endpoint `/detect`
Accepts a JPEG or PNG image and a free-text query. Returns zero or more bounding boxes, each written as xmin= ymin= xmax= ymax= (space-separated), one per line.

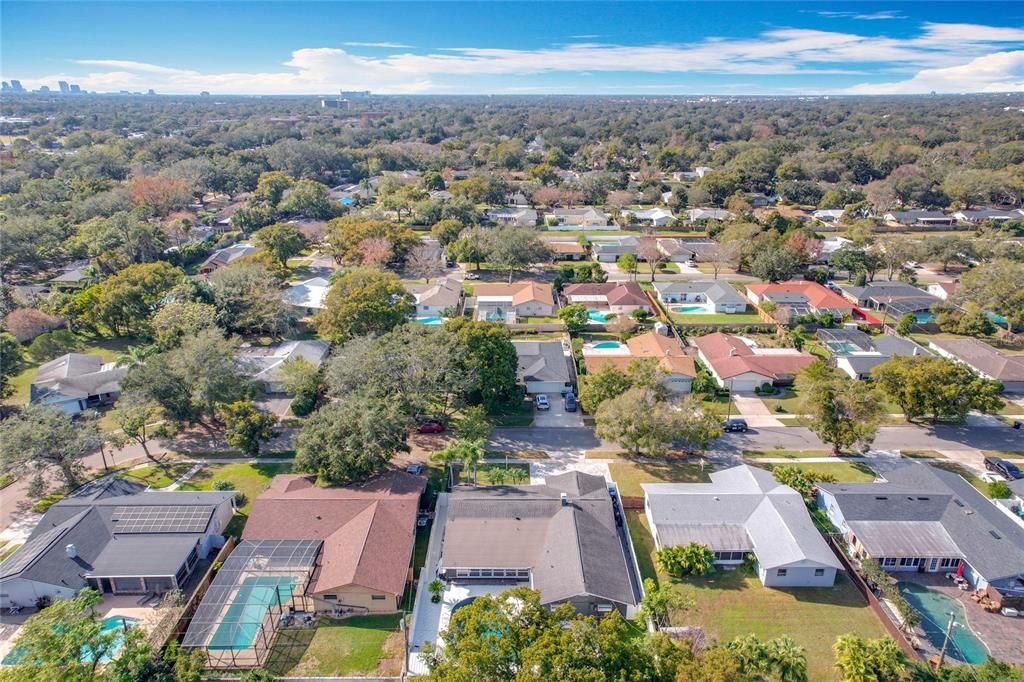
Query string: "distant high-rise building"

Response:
xmin=38 ymin=85 xmax=51 ymax=92
xmin=58 ymin=80 xmax=70 ymax=93
xmin=70 ymin=84 xmax=81 ymax=93
xmin=340 ymin=90 xmax=370 ymax=98
xmin=10 ymin=80 xmax=25 ymax=92
xmin=147 ymin=89 xmax=156 ymax=96
xmin=199 ymin=91 xmax=210 ymax=97
xmin=1 ymin=82 xmax=9 ymax=92
xmin=321 ymin=98 xmax=351 ymax=110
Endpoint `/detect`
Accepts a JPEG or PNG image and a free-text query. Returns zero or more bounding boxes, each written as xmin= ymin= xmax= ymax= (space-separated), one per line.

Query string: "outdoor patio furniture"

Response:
xmin=7 ymin=605 xmax=21 ymax=615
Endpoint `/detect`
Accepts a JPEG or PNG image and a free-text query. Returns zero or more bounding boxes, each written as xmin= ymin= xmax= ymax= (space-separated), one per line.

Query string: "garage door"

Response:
xmin=526 ymin=381 xmax=568 ymax=395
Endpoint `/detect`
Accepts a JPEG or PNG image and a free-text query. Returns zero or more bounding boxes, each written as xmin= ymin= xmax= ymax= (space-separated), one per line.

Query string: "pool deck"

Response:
xmin=900 ymin=574 xmax=1024 ymax=664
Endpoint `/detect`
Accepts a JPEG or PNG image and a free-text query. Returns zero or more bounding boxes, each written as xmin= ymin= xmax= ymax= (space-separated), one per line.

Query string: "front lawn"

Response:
xmin=761 ymin=461 xmax=877 ymax=483
xmin=457 ymin=463 xmax=530 ymax=486
xmin=488 ymin=398 xmax=534 ymax=427
xmin=121 ymin=462 xmax=195 ymax=489
xmin=742 ymin=449 xmax=831 ymax=459
xmin=180 ymin=461 xmax=293 ymax=535
xmin=608 ymin=458 xmax=711 ymax=497
xmin=266 ymin=614 xmax=403 ymax=677
xmin=627 ymin=511 xmax=885 ymax=682
xmin=699 ymin=394 xmax=739 ymax=416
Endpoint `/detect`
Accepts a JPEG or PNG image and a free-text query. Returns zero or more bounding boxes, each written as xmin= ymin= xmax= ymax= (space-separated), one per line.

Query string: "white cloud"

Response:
xmin=11 ymin=22 xmax=1024 ymax=95
xmin=845 ymin=50 xmax=1024 ymax=94
xmin=808 ymin=10 xmax=906 ymax=21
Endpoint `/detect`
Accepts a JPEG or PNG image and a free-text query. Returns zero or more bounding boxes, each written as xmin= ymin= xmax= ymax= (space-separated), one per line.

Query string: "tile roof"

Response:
xmin=243 ymin=471 xmax=426 ymax=596
xmin=746 ymin=281 xmax=854 ymax=311
xmin=473 ymin=281 xmax=555 ymax=307
xmin=563 ymin=282 xmax=650 ymax=307
xmin=692 ymin=332 xmax=817 ymax=380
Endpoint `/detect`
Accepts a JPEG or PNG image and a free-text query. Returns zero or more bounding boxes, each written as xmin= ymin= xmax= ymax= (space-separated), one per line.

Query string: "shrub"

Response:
xmin=26 ymin=329 xmax=80 ymax=363
xmin=988 ymin=481 xmax=1012 ymax=499
xmin=657 ymin=542 xmax=716 ymax=577
xmin=211 ymin=479 xmax=235 ymax=491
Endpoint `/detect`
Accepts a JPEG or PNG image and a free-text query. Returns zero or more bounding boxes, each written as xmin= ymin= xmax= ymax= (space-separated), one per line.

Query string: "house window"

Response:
xmin=881 ymin=558 xmax=897 ymax=568
xmin=469 ymin=569 xmax=481 ymax=577
xmin=456 ymin=569 xmax=470 ymax=578
xmin=322 ymin=595 xmax=337 ymax=601
xmin=940 ymin=558 xmax=961 ymax=569
xmin=814 ymin=569 xmax=825 ymax=577
xmin=371 ymin=595 xmax=387 ymax=601
xmin=776 ymin=569 xmax=787 ymax=577
xmin=899 ymin=558 xmax=921 ymax=567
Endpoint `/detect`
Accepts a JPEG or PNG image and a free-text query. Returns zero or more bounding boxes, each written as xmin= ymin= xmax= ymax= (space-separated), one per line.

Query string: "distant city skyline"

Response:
xmin=2 ymin=1 xmax=1023 ymax=96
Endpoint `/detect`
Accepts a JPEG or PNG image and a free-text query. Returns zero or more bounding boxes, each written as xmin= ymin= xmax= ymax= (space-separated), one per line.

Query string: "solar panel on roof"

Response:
xmin=112 ymin=505 xmax=213 ymax=534
xmin=0 ymin=522 xmax=74 ymax=579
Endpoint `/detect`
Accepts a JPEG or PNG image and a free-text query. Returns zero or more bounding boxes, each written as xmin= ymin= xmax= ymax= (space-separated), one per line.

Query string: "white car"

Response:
xmin=979 ymin=471 xmax=1007 ymax=484
xmin=534 ymin=394 xmax=550 ymax=410
xmin=465 ymin=272 xmax=480 ymax=280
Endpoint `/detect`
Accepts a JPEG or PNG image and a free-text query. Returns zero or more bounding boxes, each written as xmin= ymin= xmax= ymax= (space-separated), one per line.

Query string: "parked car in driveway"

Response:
xmin=534 ymin=394 xmax=550 ymax=410
xmin=564 ymin=393 xmax=578 ymax=412
xmin=979 ymin=471 xmax=1007 ymax=484
xmin=984 ymin=456 xmax=1022 ymax=480
xmin=722 ymin=418 xmax=748 ymax=433
xmin=417 ymin=420 xmax=445 ymax=434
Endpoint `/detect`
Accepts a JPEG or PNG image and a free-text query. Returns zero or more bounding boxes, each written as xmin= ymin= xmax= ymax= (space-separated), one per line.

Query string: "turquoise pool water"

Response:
xmin=899 ymin=583 xmax=987 ymax=664
xmin=587 ymin=309 xmax=609 ymax=322
xmin=209 ymin=576 xmax=297 ymax=650
xmin=593 ymin=341 xmax=625 ymax=350
xmin=414 ymin=316 xmax=444 ymax=325
xmin=671 ymin=304 xmax=710 ymax=314
xmin=986 ymin=311 xmax=1007 ymax=325
xmin=914 ymin=312 xmax=936 ymax=323
xmin=3 ymin=616 xmax=139 ymax=665
xmin=825 ymin=341 xmax=859 ymax=354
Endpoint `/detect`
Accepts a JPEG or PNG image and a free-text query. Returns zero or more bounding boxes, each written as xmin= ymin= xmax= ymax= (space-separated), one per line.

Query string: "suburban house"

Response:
xmin=241 ymin=471 xmax=426 ymax=614
xmin=812 ymin=209 xmax=845 ymax=224
xmin=583 ymin=331 xmax=696 ymax=394
xmin=655 ymin=238 xmax=696 ymax=263
xmin=621 ymin=208 xmax=675 ymax=227
xmin=30 ymin=353 xmax=126 ymax=415
xmin=816 ymin=328 xmax=933 ymax=380
xmin=745 ymin=281 xmax=858 ymax=318
xmin=405 ymin=278 xmax=464 ymax=318
xmin=644 ymin=465 xmax=842 ymax=588
xmin=513 ymin=340 xmax=574 ymax=394
xmin=48 ymin=262 xmax=94 ymax=290
xmin=563 ymin=282 xmax=654 ymax=315
xmin=952 ymin=208 xmax=1022 ymax=224
xmin=883 ymin=210 xmax=954 ymax=227
xmin=282 ymin=276 xmax=330 ymax=316
xmin=692 ymin=332 xmax=817 ymax=391
xmin=818 ymin=463 xmax=1024 ymax=600
xmin=472 ymin=281 xmax=556 ymax=323
xmin=652 ymin=281 xmax=748 ymax=313
xmin=840 ymin=282 xmax=942 ymax=319
xmin=198 ymin=243 xmax=258 ymax=274
xmin=547 ymin=207 xmax=610 ymax=227
xmin=926 ymin=282 xmax=958 ymax=301
xmin=546 ymin=240 xmax=588 ymax=260
xmin=236 ymin=340 xmax=330 ymax=394
xmin=819 ymin=236 xmax=852 ymax=264
xmin=0 ymin=478 xmax=234 ymax=608
xmin=591 ymin=235 xmax=640 ymax=262
xmin=746 ymin=192 xmax=775 ymax=208
xmin=437 ymin=471 xmax=640 ymax=617
xmin=686 ymin=208 xmax=734 ymax=223
xmin=928 ymin=338 xmax=1024 ymax=393
xmin=486 ymin=207 xmax=538 ymax=227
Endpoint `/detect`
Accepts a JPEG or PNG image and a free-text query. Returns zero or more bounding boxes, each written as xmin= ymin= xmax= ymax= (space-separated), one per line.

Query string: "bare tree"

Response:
xmin=358 ymin=237 xmax=393 ymax=267
xmin=636 ymin=234 xmax=666 ymax=282
xmin=405 ymin=243 xmax=444 ymax=283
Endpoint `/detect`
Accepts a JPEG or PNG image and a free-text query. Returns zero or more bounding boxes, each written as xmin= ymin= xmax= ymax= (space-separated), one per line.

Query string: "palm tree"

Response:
xmin=507 ymin=466 xmax=529 ymax=485
xmin=766 ymin=637 xmax=808 ymax=682
xmin=115 ymin=343 xmax=160 ymax=369
xmin=432 ymin=438 xmax=484 ymax=486
xmin=487 ymin=466 xmax=508 ymax=485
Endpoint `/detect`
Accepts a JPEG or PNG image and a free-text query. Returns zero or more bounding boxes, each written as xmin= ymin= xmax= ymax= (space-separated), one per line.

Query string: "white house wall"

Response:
xmin=759 ymin=563 xmax=837 ymax=588
xmin=0 ymin=578 xmax=77 ymax=609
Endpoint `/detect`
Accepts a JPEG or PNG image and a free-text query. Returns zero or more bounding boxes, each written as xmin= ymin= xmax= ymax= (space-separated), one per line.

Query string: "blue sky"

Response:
xmin=3 ymin=2 xmax=1024 ymax=95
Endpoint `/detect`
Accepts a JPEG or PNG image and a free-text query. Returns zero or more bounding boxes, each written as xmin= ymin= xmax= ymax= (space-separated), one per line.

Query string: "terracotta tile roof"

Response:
xmin=563 ymin=282 xmax=650 ymax=307
xmin=242 ymin=471 xmax=425 ymax=597
xmin=693 ymin=332 xmax=817 ymax=380
xmin=627 ymin=332 xmax=697 ymax=377
xmin=473 ymin=281 xmax=554 ymax=307
xmin=547 ymin=241 xmax=587 ymax=254
xmin=746 ymin=281 xmax=854 ymax=311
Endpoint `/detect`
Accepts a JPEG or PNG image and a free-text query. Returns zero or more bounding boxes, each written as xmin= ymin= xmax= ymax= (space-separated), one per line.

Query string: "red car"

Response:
xmin=417 ymin=420 xmax=445 ymax=434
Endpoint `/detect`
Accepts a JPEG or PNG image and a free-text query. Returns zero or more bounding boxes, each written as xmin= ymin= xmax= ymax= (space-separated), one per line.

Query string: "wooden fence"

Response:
xmin=825 ymin=535 xmax=921 ymax=660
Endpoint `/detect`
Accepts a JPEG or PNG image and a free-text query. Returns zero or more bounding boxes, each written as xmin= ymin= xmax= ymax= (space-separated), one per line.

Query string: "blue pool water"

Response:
xmin=414 ymin=316 xmax=444 ymax=325
xmin=899 ymin=583 xmax=988 ymax=664
xmin=3 ymin=616 xmax=139 ymax=665
xmin=671 ymin=305 xmax=710 ymax=314
xmin=914 ymin=312 xmax=936 ymax=323
xmin=986 ymin=311 xmax=1007 ymax=325
xmin=593 ymin=341 xmax=625 ymax=350
xmin=587 ymin=309 xmax=609 ymax=322
xmin=209 ymin=576 xmax=297 ymax=650
xmin=825 ymin=341 xmax=859 ymax=354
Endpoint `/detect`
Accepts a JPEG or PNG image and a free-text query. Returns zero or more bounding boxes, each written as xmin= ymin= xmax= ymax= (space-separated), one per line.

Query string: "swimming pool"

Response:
xmin=4 ymin=615 xmax=140 ymax=665
xmin=587 ymin=309 xmax=609 ymax=322
xmin=670 ymin=304 xmax=710 ymax=314
xmin=899 ymin=583 xmax=988 ymax=664
xmin=592 ymin=341 xmax=625 ymax=350
xmin=414 ymin=316 xmax=444 ymax=325
xmin=209 ymin=576 xmax=297 ymax=650
xmin=825 ymin=341 xmax=859 ymax=354
xmin=914 ymin=312 xmax=936 ymax=323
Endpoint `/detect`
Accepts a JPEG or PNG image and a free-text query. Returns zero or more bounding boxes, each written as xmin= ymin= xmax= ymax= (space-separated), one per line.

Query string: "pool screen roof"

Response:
xmin=182 ymin=539 xmax=322 ymax=648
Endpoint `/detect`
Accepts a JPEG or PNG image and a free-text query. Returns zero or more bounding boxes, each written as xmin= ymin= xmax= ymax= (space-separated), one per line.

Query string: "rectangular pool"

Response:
xmin=209 ymin=576 xmax=297 ymax=650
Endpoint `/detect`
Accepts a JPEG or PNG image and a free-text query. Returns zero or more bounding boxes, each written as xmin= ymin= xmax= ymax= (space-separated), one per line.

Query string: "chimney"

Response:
xmin=66 ymin=544 xmax=77 ymax=559
xmin=560 ymin=492 xmax=568 ymax=506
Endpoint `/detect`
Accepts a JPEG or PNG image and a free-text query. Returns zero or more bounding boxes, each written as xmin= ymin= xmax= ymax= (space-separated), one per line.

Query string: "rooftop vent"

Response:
xmin=66 ymin=544 xmax=77 ymax=559
xmin=990 ymin=531 xmax=1002 ymax=540
xmin=875 ymin=496 xmax=888 ymax=500
xmin=560 ymin=493 xmax=568 ymax=506
xmin=953 ymin=499 xmax=965 ymax=507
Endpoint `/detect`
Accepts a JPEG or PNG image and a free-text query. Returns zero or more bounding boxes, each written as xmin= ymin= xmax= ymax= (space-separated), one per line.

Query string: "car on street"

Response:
xmin=417 ymin=420 xmax=445 ymax=434
xmin=534 ymin=394 xmax=550 ymax=410
xmin=465 ymin=272 xmax=480 ymax=280
xmin=564 ymin=392 xmax=578 ymax=412
xmin=984 ymin=456 xmax=1022 ymax=480
xmin=722 ymin=418 xmax=748 ymax=433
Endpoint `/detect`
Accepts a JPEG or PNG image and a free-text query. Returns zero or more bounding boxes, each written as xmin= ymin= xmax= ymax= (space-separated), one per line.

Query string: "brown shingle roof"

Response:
xmin=929 ymin=338 xmax=1024 ymax=382
xmin=693 ymin=332 xmax=817 ymax=380
xmin=627 ymin=332 xmax=697 ymax=377
xmin=563 ymin=282 xmax=650 ymax=307
xmin=473 ymin=281 xmax=554 ymax=307
xmin=243 ymin=471 xmax=425 ymax=597
xmin=746 ymin=281 xmax=853 ymax=311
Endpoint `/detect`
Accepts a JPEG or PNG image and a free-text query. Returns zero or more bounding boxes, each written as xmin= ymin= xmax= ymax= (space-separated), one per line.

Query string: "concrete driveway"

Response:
xmin=531 ymin=395 xmax=584 ymax=428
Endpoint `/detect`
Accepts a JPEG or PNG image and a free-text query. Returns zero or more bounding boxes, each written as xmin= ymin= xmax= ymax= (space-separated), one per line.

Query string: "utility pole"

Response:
xmin=936 ymin=611 xmax=957 ymax=670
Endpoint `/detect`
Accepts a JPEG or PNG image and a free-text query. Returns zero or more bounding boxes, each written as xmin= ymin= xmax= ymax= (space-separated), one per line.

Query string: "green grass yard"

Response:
xmin=670 ymin=311 xmax=765 ymax=326
xmin=626 ymin=511 xmax=885 ymax=682
xmin=266 ymin=614 xmax=403 ymax=677
xmin=742 ymin=449 xmax=831 ymax=459
xmin=608 ymin=458 xmax=711 ymax=497
xmin=761 ymin=461 xmax=877 ymax=483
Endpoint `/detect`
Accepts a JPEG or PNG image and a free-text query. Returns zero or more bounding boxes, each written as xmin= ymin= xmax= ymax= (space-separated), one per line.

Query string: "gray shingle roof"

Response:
xmin=514 ymin=341 xmax=572 ymax=385
xmin=929 ymin=338 xmax=1024 ymax=382
xmin=644 ymin=465 xmax=842 ymax=570
xmin=442 ymin=472 xmax=636 ymax=607
xmin=652 ymin=281 xmax=746 ymax=306
xmin=819 ymin=463 xmax=1024 ymax=583
xmin=30 ymin=353 xmax=126 ymax=403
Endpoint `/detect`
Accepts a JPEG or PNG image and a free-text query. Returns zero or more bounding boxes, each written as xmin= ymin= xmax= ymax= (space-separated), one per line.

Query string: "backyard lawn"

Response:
xmin=608 ymin=458 xmax=711 ymax=497
xmin=266 ymin=614 xmax=403 ymax=677
xmin=626 ymin=511 xmax=885 ymax=682
xmin=670 ymin=311 xmax=765 ymax=326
